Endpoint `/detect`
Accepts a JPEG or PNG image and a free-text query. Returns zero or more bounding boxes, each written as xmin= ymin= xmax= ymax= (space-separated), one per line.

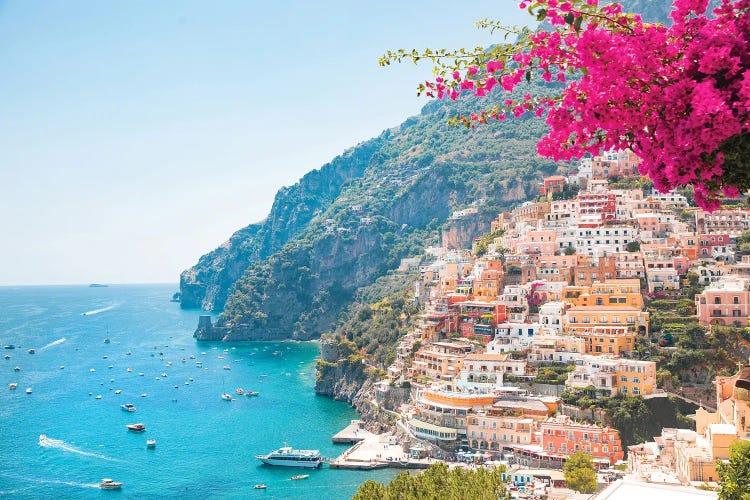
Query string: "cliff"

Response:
xmin=185 ymin=80 xmax=564 ymax=340
xmin=180 ymin=139 xmax=385 ymax=311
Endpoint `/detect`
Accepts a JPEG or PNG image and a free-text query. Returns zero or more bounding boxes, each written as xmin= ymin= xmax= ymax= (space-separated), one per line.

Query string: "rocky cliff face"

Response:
xmin=180 ymin=138 xmax=385 ymax=311
xmin=185 ymin=78 xmax=559 ymax=339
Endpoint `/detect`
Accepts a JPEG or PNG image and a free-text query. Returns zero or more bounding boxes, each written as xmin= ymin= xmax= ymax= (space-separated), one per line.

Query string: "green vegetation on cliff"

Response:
xmin=185 ymin=79 xmax=568 ymax=340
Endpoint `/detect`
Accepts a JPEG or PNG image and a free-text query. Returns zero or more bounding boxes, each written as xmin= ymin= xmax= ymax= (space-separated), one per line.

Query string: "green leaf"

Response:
xmin=536 ymin=8 xmax=547 ymax=22
xmin=564 ymin=12 xmax=575 ymax=25
xmin=573 ymin=15 xmax=583 ymax=32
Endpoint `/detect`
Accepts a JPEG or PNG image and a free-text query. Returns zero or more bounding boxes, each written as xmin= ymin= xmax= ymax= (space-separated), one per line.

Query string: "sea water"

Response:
xmin=0 ymin=284 xmax=396 ymax=499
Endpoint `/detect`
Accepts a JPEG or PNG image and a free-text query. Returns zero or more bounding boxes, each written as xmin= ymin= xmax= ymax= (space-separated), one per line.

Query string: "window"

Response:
xmin=734 ymin=296 xmax=740 ymax=304
xmin=620 ymin=376 xmax=628 ymax=382
xmin=633 ymin=377 xmax=640 ymax=383
xmin=633 ymin=387 xmax=640 ymax=395
xmin=715 ymin=297 xmax=722 ymax=304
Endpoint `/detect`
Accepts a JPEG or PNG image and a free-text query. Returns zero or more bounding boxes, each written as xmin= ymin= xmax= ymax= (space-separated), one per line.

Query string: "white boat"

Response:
xmin=25 ymin=387 xmax=32 ymax=394
xmin=290 ymin=474 xmax=309 ymax=480
xmin=220 ymin=393 xmax=232 ymax=401
xmin=126 ymin=423 xmax=146 ymax=432
xmin=99 ymin=478 xmax=122 ymax=490
xmin=9 ymin=383 xmax=17 ymax=390
xmin=255 ymin=444 xmax=323 ymax=468
xmin=146 ymin=439 xmax=156 ymax=449
xmin=120 ymin=403 xmax=136 ymax=412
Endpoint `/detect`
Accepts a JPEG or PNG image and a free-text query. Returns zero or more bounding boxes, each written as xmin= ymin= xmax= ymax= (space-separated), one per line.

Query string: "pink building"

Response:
xmin=696 ymin=276 xmax=750 ymax=327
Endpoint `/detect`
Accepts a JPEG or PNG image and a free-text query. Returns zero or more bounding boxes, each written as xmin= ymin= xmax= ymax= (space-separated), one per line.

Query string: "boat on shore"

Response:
xmin=99 ymin=478 xmax=122 ymax=490
xmin=290 ymin=474 xmax=309 ymax=480
xmin=255 ymin=444 xmax=323 ymax=468
xmin=126 ymin=423 xmax=146 ymax=432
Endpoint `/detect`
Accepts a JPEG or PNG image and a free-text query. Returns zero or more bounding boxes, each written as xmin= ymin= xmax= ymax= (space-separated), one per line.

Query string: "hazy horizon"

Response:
xmin=0 ymin=1 xmax=528 ymax=286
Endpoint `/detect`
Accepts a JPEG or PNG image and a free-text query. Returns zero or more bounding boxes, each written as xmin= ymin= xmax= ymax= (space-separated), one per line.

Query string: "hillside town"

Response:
xmin=358 ymin=151 xmax=750 ymax=497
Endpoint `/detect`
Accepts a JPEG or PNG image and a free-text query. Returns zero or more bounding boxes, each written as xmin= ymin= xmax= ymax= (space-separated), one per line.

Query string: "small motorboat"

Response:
xmin=126 ymin=423 xmax=146 ymax=432
xmin=9 ymin=383 xmax=17 ymax=390
xmin=140 ymin=393 xmax=148 ymax=397
xmin=120 ymin=403 xmax=136 ymax=412
xmin=104 ymin=338 xmax=111 ymax=344
xmin=39 ymin=434 xmax=47 ymax=445
xmin=223 ymin=365 xmax=231 ymax=370
xmin=220 ymin=393 xmax=232 ymax=401
xmin=95 ymin=395 xmax=102 ymax=399
xmin=3 ymin=354 xmax=9 ymax=359
xmin=99 ymin=478 xmax=122 ymax=490
xmin=245 ymin=391 xmax=260 ymax=397
xmin=114 ymin=389 xmax=122 ymax=394
xmin=236 ymin=388 xmax=244 ymax=395
xmin=3 ymin=345 xmax=15 ymax=349
xmin=253 ymin=484 xmax=267 ymax=489
xmin=14 ymin=366 xmax=20 ymax=372
xmin=146 ymin=439 xmax=156 ymax=449
xmin=290 ymin=474 xmax=309 ymax=480
xmin=25 ymin=387 xmax=32 ymax=394
xmin=28 ymin=349 xmax=35 ymax=354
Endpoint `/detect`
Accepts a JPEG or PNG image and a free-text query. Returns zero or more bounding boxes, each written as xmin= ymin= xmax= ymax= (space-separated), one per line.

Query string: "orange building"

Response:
xmin=540 ymin=415 xmax=624 ymax=465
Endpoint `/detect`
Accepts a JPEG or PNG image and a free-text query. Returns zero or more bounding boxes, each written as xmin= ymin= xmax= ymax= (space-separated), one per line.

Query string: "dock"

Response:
xmin=328 ymin=434 xmax=432 ymax=470
xmin=332 ymin=420 xmax=375 ymax=444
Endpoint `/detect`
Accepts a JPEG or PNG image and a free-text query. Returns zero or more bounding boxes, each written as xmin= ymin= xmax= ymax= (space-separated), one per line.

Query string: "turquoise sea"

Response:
xmin=0 ymin=284 xmax=396 ymax=499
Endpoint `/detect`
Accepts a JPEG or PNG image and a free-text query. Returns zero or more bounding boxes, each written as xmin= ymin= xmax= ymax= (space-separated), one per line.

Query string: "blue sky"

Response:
xmin=0 ymin=1 xmax=529 ymax=286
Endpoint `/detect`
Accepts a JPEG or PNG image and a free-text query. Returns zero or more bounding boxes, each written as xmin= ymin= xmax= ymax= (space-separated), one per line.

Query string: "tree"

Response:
xmin=717 ymin=440 xmax=750 ymax=500
xmin=626 ymin=241 xmax=641 ymax=253
xmin=381 ymin=0 xmax=750 ymax=210
xmin=352 ymin=462 xmax=508 ymax=499
xmin=563 ymin=245 xmax=576 ymax=256
xmin=563 ymin=452 xmax=598 ymax=494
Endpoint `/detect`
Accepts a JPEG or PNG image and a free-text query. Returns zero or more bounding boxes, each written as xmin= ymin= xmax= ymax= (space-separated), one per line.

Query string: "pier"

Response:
xmin=328 ymin=433 xmax=432 ymax=470
xmin=332 ymin=420 xmax=374 ymax=444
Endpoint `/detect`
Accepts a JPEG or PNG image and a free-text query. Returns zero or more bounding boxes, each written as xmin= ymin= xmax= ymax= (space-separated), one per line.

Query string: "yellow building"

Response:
xmin=564 ymin=321 xmax=643 ymax=355
xmin=567 ymin=355 xmax=657 ymax=396
xmin=563 ymin=279 xmax=648 ymax=354
xmin=562 ymin=279 xmax=644 ymax=309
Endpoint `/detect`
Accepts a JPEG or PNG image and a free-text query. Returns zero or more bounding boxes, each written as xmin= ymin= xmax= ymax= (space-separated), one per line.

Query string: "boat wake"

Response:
xmin=81 ymin=303 xmax=119 ymax=316
xmin=40 ymin=338 xmax=66 ymax=350
xmin=38 ymin=435 xmax=119 ymax=462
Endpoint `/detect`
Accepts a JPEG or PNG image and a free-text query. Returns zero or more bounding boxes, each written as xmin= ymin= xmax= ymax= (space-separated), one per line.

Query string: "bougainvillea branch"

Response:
xmin=380 ymin=0 xmax=750 ymax=210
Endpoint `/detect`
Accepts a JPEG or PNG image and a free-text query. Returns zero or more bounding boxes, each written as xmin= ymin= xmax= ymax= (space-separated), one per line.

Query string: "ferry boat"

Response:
xmin=255 ymin=444 xmax=323 ymax=468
